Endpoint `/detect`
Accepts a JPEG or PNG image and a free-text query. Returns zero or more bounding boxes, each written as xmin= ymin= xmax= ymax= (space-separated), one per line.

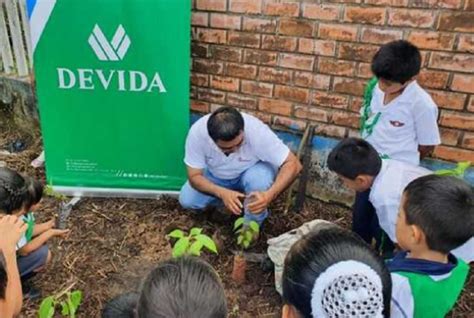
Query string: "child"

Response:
xmin=102 ymin=257 xmax=227 ymax=318
xmin=327 ymin=138 xmax=473 ymax=262
xmin=281 ymin=227 xmax=392 ymax=318
xmin=355 ymin=40 xmax=441 ymax=253
xmin=389 ymin=175 xmax=473 ymax=318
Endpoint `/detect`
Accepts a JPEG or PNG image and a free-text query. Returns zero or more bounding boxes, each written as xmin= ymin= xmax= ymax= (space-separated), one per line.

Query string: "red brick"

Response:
xmin=388 ymin=9 xmax=435 ymax=28
xmin=365 ymin=0 xmax=408 ymax=5
xmin=407 ymin=31 xmax=455 ymax=51
xmin=430 ymin=53 xmax=474 ymax=73
xmin=196 ymin=0 xmax=226 ymax=11
xmin=344 ymin=6 xmax=386 ymax=25
xmin=193 ymin=28 xmax=227 ymax=44
xmin=319 ymin=23 xmax=358 ymax=41
xmin=462 ymin=133 xmax=474 ymax=150
xmin=349 ymin=97 xmax=364 ymax=112
xmin=324 ymin=0 xmax=361 ymax=3
xmin=264 ymin=2 xmax=299 ymax=17
xmin=428 ymin=90 xmax=467 ymax=111
xmin=411 ymin=0 xmax=462 ymax=9
xmin=191 ymin=73 xmax=209 ymax=87
xmin=279 ymin=18 xmax=315 ymax=37
xmin=262 ymin=35 xmax=297 ymax=52
xmin=438 ymin=12 xmax=474 ymax=32
xmin=210 ymin=75 xmax=240 ymax=92
xmin=273 ymin=116 xmax=307 ymax=131
xmin=192 ymin=59 xmax=224 ymax=74
xmin=417 ymin=70 xmax=449 ymax=89
xmin=451 ymin=74 xmax=474 ymax=93
xmin=280 ymin=53 xmax=314 ymax=71
xmin=197 ymin=88 xmax=226 ymax=103
xmin=333 ymin=77 xmax=366 ymax=96
xmin=275 ymin=85 xmax=310 ymax=103
xmin=229 ymin=0 xmax=262 ymax=14
xmin=298 ymin=39 xmax=336 ymax=56
xmin=458 ymin=35 xmax=474 ymax=54
xmin=191 ymin=43 xmax=209 ymax=58
xmin=440 ymin=111 xmax=474 ymax=130
xmin=361 ymin=27 xmax=403 ymax=44
xmin=226 ymin=63 xmax=257 ymax=79
xmin=258 ymin=98 xmax=293 ymax=116
xmin=191 ymin=100 xmax=210 ymax=113
xmin=242 ymin=17 xmax=276 ymax=33
xmin=440 ymin=128 xmax=461 ymax=146
xmin=243 ymin=50 xmax=278 ymax=66
xmin=226 ymin=93 xmax=257 ymax=109
xmin=311 ymin=91 xmax=349 ymax=109
xmin=357 ymin=63 xmax=372 ymax=79
xmin=294 ymin=106 xmax=329 ymax=122
xmin=315 ymin=123 xmax=347 ymax=138
xmin=248 ymin=111 xmax=272 ymax=124
xmin=469 ymin=96 xmax=474 ymax=112
xmin=190 ymin=85 xmax=198 ymax=98
xmin=318 ymin=57 xmax=355 ymax=76
xmin=192 ymin=12 xmax=209 ymax=27
xmin=331 ymin=111 xmax=360 ymax=129
xmin=303 ymin=4 xmax=340 ymax=21
xmin=211 ymin=46 xmax=242 ymax=62
xmin=294 ymin=72 xmax=331 ymax=90
xmin=241 ymin=80 xmax=273 ymax=97
xmin=258 ymin=67 xmax=292 ymax=84
xmin=228 ymin=31 xmax=260 ymax=48
xmin=338 ymin=43 xmax=379 ymax=62
xmin=210 ymin=104 xmax=225 ymax=112
xmin=465 ymin=0 xmax=474 ymax=10
xmin=434 ymin=146 xmax=474 ymax=162
xmin=210 ymin=14 xmax=241 ymax=30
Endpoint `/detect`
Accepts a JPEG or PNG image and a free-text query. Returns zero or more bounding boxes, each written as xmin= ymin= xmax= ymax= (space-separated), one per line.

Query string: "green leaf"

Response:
xmin=168 ymin=229 xmax=185 ymax=239
xmin=244 ymin=231 xmax=252 ymax=243
xmin=189 ymin=241 xmax=203 ymax=256
xmin=234 ymin=217 xmax=245 ymax=231
xmin=60 ymin=301 xmax=69 ymax=316
xmin=172 ymin=237 xmax=190 ymax=257
xmin=237 ymin=235 xmax=244 ymax=246
xmin=38 ymin=296 xmax=55 ymax=318
xmin=249 ymin=221 xmax=259 ymax=234
xmin=243 ymin=240 xmax=250 ymax=249
xmin=70 ymin=290 xmax=83 ymax=313
xmin=190 ymin=228 xmax=202 ymax=237
xmin=197 ymin=234 xmax=218 ymax=254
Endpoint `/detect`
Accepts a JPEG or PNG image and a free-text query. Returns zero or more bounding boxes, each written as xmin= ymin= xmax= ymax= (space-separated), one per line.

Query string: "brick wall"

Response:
xmin=190 ymin=0 xmax=474 ymax=162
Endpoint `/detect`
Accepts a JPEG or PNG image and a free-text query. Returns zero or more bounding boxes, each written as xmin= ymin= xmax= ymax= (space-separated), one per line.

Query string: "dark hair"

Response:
xmin=327 ymin=138 xmax=382 ymax=180
xmin=137 ymin=257 xmax=227 ymax=318
xmin=403 ymin=175 xmax=474 ymax=253
xmin=0 ymin=168 xmax=29 ymax=214
xmin=24 ymin=178 xmax=44 ymax=211
xmin=102 ymin=292 xmax=139 ymax=318
xmin=282 ymin=228 xmax=392 ymax=318
xmin=207 ymin=107 xmax=244 ymax=142
xmin=371 ymin=40 xmax=421 ymax=84
xmin=0 ymin=252 xmax=7 ymax=299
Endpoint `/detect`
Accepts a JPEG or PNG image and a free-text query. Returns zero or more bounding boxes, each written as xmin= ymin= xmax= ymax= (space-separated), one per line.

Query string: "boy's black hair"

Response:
xmin=207 ymin=106 xmax=244 ymax=142
xmin=282 ymin=227 xmax=392 ymax=318
xmin=102 ymin=292 xmax=139 ymax=318
xmin=0 ymin=168 xmax=29 ymax=214
xmin=403 ymin=175 xmax=474 ymax=254
xmin=0 ymin=252 xmax=7 ymax=299
xmin=137 ymin=257 xmax=227 ymax=318
xmin=24 ymin=178 xmax=44 ymax=211
xmin=327 ymin=138 xmax=382 ymax=180
xmin=371 ymin=40 xmax=421 ymax=84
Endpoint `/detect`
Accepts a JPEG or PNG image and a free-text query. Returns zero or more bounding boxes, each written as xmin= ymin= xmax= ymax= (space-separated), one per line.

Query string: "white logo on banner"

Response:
xmin=88 ymin=24 xmax=131 ymax=61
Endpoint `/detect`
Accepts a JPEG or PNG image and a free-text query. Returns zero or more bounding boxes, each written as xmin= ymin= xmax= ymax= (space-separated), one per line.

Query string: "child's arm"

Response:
xmin=18 ymin=229 xmax=69 ymax=256
xmin=32 ymin=219 xmax=55 ymax=237
xmin=418 ymin=145 xmax=435 ymax=159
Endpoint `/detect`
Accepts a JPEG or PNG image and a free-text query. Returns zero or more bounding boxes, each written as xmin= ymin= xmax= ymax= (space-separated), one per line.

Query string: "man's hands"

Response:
xmin=217 ymin=189 xmax=245 ymax=215
xmin=217 ymin=190 xmax=274 ymax=215
xmin=246 ymin=191 xmax=273 ymax=214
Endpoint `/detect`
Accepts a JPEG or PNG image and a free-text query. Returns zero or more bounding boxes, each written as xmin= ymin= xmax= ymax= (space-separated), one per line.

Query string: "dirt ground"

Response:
xmin=0 ymin=131 xmax=472 ymax=318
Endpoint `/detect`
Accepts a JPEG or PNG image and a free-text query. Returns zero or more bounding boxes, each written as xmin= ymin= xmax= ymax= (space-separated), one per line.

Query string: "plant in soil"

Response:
xmin=45 ymin=184 xmax=71 ymax=229
xmin=232 ymin=217 xmax=259 ymax=284
xmin=168 ymin=227 xmax=218 ymax=257
xmin=38 ymin=289 xmax=83 ymax=318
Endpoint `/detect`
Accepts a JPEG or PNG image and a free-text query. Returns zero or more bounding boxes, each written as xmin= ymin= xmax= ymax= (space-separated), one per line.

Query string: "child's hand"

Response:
xmin=46 ymin=218 xmax=55 ymax=230
xmin=0 ymin=215 xmax=27 ymax=253
xmin=51 ymin=229 xmax=70 ymax=238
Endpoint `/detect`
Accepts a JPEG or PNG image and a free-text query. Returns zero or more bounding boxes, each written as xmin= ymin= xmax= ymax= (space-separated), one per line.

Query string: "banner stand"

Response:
xmin=53 ymin=186 xmax=179 ymax=199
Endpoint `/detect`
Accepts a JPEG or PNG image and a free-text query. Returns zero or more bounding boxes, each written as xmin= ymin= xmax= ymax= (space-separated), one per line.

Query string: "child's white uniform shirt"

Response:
xmin=365 ymin=81 xmax=441 ymax=166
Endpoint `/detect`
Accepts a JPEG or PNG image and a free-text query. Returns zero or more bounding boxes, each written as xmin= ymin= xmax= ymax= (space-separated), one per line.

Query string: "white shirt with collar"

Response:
xmin=365 ymin=81 xmax=441 ymax=166
xmin=184 ymin=113 xmax=290 ymax=180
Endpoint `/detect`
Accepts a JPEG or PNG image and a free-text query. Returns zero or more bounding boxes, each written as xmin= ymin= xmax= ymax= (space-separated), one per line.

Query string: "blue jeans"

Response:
xmin=179 ymin=162 xmax=276 ymax=225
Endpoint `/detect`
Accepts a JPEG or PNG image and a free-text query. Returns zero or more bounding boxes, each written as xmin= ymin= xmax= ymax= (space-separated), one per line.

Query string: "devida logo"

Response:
xmin=88 ymin=24 xmax=131 ymax=61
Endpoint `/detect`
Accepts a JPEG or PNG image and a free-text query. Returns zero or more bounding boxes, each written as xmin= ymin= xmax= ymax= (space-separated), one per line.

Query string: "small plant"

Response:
xmin=234 ymin=217 xmax=259 ymax=252
xmin=168 ymin=227 xmax=218 ymax=257
xmin=44 ymin=184 xmax=68 ymax=201
xmin=38 ymin=289 xmax=82 ymax=318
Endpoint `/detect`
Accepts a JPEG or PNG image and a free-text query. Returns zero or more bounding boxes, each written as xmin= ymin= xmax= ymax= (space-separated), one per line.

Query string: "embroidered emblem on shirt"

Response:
xmin=389 ymin=120 xmax=405 ymax=127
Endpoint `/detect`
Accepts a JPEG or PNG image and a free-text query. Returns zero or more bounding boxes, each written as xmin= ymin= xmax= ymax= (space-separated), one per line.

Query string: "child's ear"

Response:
xmin=411 ymin=224 xmax=425 ymax=244
xmin=282 ymin=304 xmax=297 ymax=318
xmin=355 ymin=175 xmax=372 ymax=189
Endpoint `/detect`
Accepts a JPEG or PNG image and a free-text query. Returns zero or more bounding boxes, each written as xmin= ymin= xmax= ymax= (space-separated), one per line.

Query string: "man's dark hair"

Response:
xmin=403 ymin=175 xmax=474 ymax=254
xmin=207 ymin=107 xmax=244 ymax=142
xmin=327 ymin=138 xmax=382 ymax=180
xmin=371 ymin=40 xmax=421 ymax=84
xmin=102 ymin=292 xmax=139 ymax=318
xmin=137 ymin=257 xmax=227 ymax=318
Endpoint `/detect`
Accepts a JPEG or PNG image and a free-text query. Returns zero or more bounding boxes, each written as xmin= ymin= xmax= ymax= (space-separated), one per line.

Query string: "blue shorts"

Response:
xmin=17 ymin=245 xmax=49 ymax=278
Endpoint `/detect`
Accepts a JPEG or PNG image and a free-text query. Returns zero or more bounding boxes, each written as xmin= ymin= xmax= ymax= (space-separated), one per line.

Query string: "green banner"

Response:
xmin=30 ymin=0 xmax=190 ymax=191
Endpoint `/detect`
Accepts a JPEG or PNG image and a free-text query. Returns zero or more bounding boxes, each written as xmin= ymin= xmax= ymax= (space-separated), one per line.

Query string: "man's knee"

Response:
xmin=242 ymin=163 xmax=275 ymax=191
xmin=179 ymin=182 xmax=211 ymax=210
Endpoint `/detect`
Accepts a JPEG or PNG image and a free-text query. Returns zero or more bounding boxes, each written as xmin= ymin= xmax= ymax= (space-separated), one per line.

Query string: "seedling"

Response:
xmin=168 ymin=227 xmax=218 ymax=257
xmin=232 ymin=217 xmax=260 ymax=284
xmin=44 ymin=184 xmax=67 ymax=201
xmin=435 ymin=161 xmax=470 ymax=178
xmin=38 ymin=289 xmax=82 ymax=318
